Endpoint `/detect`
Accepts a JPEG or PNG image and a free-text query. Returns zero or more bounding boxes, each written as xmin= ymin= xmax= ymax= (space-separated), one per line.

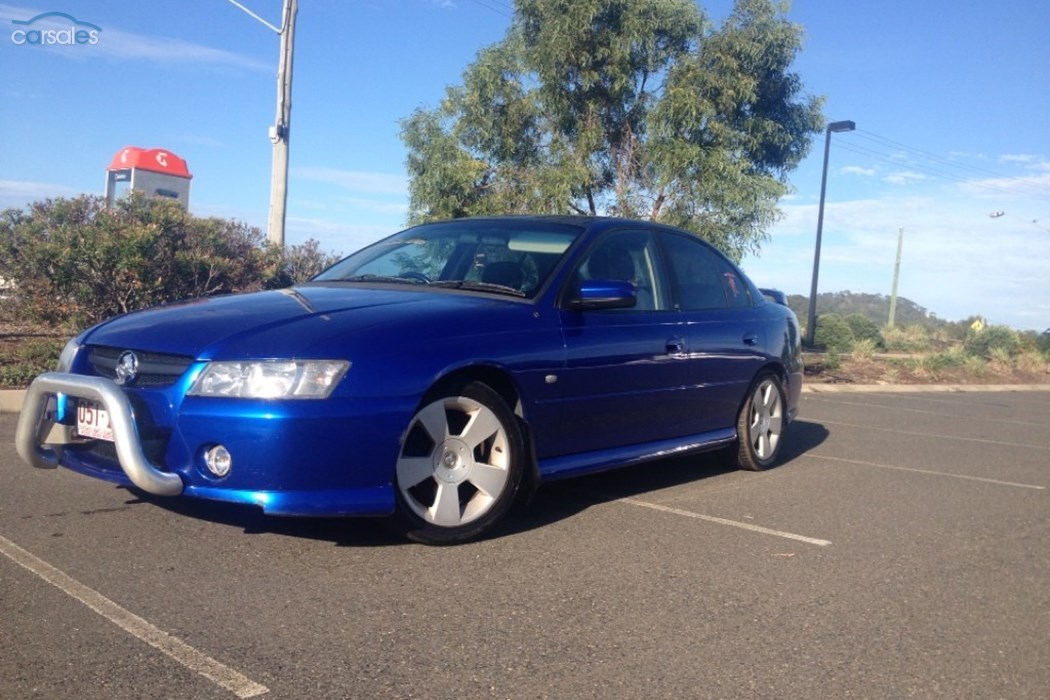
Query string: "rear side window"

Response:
xmin=660 ymin=233 xmax=753 ymax=310
xmin=721 ymin=268 xmax=752 ymax=308
xmin=660 ymin=233 xmax=726 ymax=310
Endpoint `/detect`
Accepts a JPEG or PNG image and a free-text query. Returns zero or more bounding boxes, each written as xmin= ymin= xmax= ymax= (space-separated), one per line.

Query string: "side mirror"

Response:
xmin=568 ymin=279 xmax=638 ymax=310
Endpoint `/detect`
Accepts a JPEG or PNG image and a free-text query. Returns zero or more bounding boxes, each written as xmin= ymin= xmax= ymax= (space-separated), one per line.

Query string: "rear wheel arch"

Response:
xmin=735 ymin=369 xmax=788 ymax=471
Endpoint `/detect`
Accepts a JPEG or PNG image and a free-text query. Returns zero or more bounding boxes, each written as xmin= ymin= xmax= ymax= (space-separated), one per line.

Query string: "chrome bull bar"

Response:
xmin=15 ymin=372 xmax=184 ymax=496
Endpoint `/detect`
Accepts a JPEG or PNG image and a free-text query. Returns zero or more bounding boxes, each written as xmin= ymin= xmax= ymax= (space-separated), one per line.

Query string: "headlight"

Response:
xmin=188 ymin=360 xmax=350 ymax=399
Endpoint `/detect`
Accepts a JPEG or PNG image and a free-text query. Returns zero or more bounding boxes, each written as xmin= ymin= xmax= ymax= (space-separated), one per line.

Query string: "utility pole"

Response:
xmin=268 ymin=0 xmax=297 ymax=248
xmin=887 ymin=226 xmax=904 ymax=327
xmin=225 ymin=0 xmax=298 ymax=248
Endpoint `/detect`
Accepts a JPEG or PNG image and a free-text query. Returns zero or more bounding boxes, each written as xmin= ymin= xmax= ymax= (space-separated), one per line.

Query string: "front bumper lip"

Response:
xmin=15 ymin=372 xmax=184 ymax=497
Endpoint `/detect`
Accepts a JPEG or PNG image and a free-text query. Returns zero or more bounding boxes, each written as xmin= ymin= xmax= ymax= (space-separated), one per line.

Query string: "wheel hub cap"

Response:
xmin=434 ymin=438 xmax=471 ymax=484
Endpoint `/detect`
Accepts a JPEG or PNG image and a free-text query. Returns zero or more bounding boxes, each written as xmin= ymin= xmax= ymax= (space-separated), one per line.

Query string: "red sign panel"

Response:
xmin=106 ymin=146 xmax=191 ymax=179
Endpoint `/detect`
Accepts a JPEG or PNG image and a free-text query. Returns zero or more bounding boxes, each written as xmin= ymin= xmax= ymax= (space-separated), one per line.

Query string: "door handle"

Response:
xmin=742 ymin=332 xmax=759 ymax=346
xmin=666 ymin=336 xmax=686 ymax=355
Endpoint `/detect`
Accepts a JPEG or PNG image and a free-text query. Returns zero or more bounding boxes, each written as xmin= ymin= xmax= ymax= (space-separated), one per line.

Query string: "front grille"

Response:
xmin=71 ymin=434 xmax=171 ymax=468
xmin=87 ymin=346 xmax=193 ymax=387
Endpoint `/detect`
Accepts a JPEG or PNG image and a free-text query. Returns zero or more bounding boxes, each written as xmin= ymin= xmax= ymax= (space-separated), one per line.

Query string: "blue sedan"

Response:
xmin=16 ymin=217 xmax=802 ymax=544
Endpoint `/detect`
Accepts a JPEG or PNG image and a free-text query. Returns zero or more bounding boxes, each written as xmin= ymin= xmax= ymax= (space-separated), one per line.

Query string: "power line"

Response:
xmin=854 ymin=130 xmax=1017 ymax=181
xmin=464 ymin=0 xmax=514 ymax=18
xmin=834 ymin=129 xmax=1050 ymax=204
xmin=835 ymin=141 xmax=1050 ymax=203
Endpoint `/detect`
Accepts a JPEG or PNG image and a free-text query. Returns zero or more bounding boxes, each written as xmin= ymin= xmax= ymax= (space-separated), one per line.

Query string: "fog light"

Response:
xmin=204 ymin=445 xmax=232 ymax=477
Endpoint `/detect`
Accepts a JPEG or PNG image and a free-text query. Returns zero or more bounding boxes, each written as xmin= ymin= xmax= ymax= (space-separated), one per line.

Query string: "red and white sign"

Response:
xmin=106 ymin=146 xmax=191 ymax=179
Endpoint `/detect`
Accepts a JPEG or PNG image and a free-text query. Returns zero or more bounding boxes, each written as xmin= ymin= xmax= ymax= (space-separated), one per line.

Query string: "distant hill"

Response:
xmin=786 ymin=291 xmax=953 ymax=330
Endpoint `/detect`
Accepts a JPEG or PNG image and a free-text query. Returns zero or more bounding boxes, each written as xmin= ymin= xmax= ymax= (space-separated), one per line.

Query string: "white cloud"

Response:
xmin=999 ymin=153 xmax=1038 ymax=165
xmin=96 ymin=28 xmax=270 ymax=71
xmin=883 ymin=171 xmax=927 ymax=185
xmin=0 ymin=179 xmax=80 ymax=210
xmin=337 ymin=197 xmax=410 ymax=216
xmin=957 ymin=169 xmax=1050 ymax=201
xmin=292 ymin=167 xmax=408 ymax=196
xmin=285 ymin=217 xmax=396 ymax=256
xmin=0 ymin=3 xmax=269 ymax=71
xmin=744 ymin=187 xmax=1050 ymax=330
xmin=841 ymin=166 xmax=876 ymax=177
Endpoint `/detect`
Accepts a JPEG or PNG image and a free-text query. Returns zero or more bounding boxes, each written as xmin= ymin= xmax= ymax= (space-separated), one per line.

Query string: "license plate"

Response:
xmin=77 ymin=401 xmax=114 ymax=442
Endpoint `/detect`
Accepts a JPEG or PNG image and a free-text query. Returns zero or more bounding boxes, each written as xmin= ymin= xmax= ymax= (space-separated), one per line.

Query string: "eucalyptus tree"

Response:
xmin=400 ymin=0 xmax=823 ymax=261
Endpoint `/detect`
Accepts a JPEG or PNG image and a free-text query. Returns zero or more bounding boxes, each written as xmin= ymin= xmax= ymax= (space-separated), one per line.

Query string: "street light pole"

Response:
xmin=805 ymin=119 xmax=855 ymax=348
xmin=225 ymin=0 xmax=298 ymax=248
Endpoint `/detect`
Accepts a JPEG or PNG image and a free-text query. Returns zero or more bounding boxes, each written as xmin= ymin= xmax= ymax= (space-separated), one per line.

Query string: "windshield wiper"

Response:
xmin=427 ymin=280 xmax=527 ymax=297
xmin=338 ymin=274 xmax=427 ymax=285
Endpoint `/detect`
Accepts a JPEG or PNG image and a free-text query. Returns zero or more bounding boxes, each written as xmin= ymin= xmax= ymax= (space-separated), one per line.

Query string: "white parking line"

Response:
xmin=811 ymin=454 xmax=1046 ymax=490
xmin=806 ymin=396 xmax=1049 ymax=427
xmin=619 ymin=498 xmax=832 ymax=546
xmin=0 ymin=535 xmax=269 ymax=699
xmin=819 ymin=418 xmax=1050 ymax=451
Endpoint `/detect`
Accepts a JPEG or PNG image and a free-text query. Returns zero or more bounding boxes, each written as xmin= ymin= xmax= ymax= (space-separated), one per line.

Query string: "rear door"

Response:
xmin=659 ymin=232 xmax=767 ymax=435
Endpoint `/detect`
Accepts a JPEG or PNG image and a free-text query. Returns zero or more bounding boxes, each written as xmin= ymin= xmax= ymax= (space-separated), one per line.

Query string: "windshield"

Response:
xmin=311 ymin=219 xmax=582 ymax=299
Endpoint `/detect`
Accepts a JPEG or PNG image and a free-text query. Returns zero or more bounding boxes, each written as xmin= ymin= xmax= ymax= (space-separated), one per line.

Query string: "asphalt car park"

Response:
xmin=2 ymin=388 xmax=1048 ymax=699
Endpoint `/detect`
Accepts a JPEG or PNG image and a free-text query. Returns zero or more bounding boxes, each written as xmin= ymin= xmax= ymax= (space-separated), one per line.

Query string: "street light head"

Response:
xmin=828 ymin=120 xmax=856 ymax=133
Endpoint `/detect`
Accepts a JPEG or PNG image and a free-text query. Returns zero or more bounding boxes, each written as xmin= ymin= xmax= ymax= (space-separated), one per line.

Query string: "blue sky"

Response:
xmin=2 ymin=0 xmax=1048 ymax=330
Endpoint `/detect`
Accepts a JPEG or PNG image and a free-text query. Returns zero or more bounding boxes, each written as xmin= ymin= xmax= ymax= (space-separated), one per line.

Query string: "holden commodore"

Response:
xmin=16 ymin=216 xmax=802 ymax=544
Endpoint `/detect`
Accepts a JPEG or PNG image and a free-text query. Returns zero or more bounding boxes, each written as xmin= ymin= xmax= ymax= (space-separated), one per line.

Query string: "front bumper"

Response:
xmin=16 ymin=372 xmax=183 ymax=495
xmin=15 ymin=372 xmax=405 ymax=516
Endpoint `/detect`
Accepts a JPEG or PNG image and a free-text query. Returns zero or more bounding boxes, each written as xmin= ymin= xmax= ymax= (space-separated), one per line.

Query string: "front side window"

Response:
xmin=573 ymin=230 xmax=668 ymax=311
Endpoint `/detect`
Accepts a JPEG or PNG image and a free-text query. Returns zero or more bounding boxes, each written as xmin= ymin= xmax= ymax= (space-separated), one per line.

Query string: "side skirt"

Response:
xmin=537 ymin=428 xmax=737 ymax=482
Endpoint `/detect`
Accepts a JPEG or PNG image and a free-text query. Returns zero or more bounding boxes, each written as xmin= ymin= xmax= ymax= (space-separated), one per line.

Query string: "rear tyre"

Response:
xmin=395 ymin=381 xmax=525 ymax=545
xmin=735 ymin=372 xmax=786 ymax=471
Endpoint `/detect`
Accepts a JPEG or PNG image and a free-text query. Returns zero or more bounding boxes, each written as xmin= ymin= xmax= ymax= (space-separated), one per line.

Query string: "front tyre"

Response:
xmin=735 ymin=372 xmax=786 ymax=471
xmin=395 ymin=381 xmax=525 ymax=545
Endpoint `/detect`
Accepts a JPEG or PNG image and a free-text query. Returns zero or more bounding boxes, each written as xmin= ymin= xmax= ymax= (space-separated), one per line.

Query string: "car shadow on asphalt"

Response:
xmin=128 ymin=419 xmax=830 ymax=547
xmin=496 ymin=419 xmax=830 ymax=539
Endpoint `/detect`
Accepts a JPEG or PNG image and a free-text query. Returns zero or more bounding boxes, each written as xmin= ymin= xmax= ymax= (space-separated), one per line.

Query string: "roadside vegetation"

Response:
xmin=0 ymin=194 xmax=339 ymax=388
xmin=801 ymin=294 xmax=1050 ymax=385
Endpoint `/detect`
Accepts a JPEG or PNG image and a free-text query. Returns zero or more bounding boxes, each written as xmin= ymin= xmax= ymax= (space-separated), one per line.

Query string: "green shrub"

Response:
xmin=0 ymin=194 xmax=339 ymax=329
xmin=0 ymin=338 xmax=63 ymax=389
xmin=850 ymin=337 xmax=879 ymax=359
xmin=845 ymin=313 xmax=883 ymax=348
xmin=1036 ymin=331 xmax=1050 ymax=358
xmin=964 ymin=324 xmax=1020 ymax=360
xmin=882 ymin=324 xmax=931 ymax=353
xmin=909 ymin=347 xmax=966 ymax=379
xmin=963 ymin=355 xmax=988 ymax=377
xmin=1016 ymin=349 xmax=1048 ymax=374
xmin=813 ymin=313 xmax=855 ymax=352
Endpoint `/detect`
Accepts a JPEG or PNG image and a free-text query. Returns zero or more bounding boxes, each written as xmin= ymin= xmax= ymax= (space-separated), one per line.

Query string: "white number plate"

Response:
xmin=77 ymin=401 xmax=114 ymax=442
